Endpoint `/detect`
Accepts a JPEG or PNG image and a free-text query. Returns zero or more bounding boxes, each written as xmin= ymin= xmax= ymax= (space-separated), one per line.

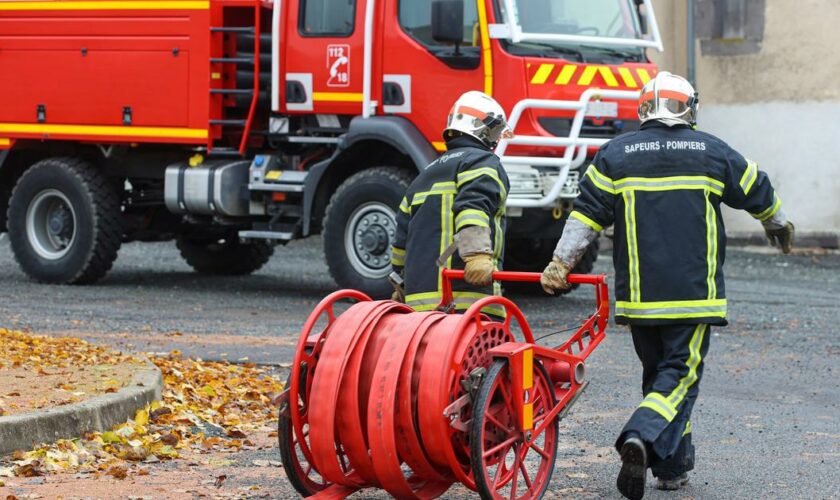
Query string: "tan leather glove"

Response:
xmin=766 ymin=221 xmax=795 ymax=254
xmin=391 ymin=289 xmax=404 ymax=303
xmin=541 ymin=257 xmax=571 ymax=295
xmin=463 ymin=254 xmax=494 ymax=286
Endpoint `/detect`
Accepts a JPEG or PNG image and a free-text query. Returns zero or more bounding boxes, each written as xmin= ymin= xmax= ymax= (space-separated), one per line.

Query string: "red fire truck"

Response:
xmin=0 ymin=0 xmax=662 ymax=297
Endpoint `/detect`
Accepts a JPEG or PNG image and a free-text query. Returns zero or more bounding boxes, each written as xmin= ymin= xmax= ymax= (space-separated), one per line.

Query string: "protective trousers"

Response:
xmin=616 ymin=323 xmax=711 ymax=480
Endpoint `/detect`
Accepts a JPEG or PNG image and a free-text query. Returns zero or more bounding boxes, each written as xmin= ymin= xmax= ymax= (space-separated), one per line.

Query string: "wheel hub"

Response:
xmin=26 ymin=189 xmax=77 ymax=260
xmin=345 ymin=203 xmax=397 ymax=279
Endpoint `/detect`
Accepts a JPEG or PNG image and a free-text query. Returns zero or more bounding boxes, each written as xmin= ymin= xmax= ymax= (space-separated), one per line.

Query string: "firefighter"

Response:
xmin=390 ymin=91 xmax=512 ymax=318
xmin=540 ymin=72 xmax=794 ymax=499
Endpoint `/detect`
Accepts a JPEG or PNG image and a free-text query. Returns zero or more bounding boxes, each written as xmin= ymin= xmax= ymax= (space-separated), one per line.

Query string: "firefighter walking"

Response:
xmin=541 ymin=72 xmax=795 ymax=499
xmin=391 ymin=91 xmax=512 ymax=317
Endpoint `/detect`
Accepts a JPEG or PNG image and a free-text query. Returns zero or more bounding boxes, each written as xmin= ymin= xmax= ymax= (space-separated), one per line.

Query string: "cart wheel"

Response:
xmin=279 ymin=368 xmax=329 ymax=497
xmin=470 ymin=359 xmax=558 ymax=500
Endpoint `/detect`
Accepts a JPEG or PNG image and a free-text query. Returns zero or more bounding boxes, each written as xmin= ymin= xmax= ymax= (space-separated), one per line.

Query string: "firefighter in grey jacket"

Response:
xmin=391 ymin=91 xmax=512 ymax=318
xmin=540 ymin=72 xmax=794 ymax=499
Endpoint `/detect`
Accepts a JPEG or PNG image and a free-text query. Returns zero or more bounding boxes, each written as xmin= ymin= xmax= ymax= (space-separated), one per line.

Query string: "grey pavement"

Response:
xmin=0 ymin=236 xmax=838 ymax=499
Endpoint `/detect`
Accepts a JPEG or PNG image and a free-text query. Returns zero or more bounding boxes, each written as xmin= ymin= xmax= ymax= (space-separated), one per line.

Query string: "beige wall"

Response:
xmin=652 ymin=0 xmax=840 ymax=104
xmin=648 ymin=0 xmax=840 ymax=236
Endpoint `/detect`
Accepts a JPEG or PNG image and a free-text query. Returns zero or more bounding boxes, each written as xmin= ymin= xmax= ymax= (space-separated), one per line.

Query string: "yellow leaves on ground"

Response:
xmin=0 ymin=330 xmax=285 ymax=480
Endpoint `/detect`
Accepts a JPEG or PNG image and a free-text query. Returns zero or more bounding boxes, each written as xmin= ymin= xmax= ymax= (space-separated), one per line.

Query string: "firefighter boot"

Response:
xmin=656 ymin=473 xmax=689 ymax=491
xmin=617 ymin=435 xmax=648 ymax=500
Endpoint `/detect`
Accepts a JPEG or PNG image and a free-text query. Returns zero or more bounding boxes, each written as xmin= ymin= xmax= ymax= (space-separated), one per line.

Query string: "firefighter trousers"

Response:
xmin=616 ymin=323 xmax=711 ymax=480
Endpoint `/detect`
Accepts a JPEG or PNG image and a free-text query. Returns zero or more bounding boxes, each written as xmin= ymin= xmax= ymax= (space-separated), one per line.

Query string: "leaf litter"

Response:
xmin=0 ymin=329 xmax=285 ymax=480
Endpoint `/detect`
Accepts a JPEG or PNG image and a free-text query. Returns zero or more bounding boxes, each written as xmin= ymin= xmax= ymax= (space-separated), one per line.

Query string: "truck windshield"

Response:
xmin=494 ymin=0 xmax=646 ymax=61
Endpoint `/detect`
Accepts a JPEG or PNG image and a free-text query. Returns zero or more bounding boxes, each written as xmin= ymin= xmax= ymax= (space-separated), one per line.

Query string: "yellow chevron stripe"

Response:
xmin=617 ymin=67 xmax=638 ymax=88
xmin=637 ymin=68 xmax=652 ymax=84
xmin=555 ymin=64 xmax=577 ymax=85
xmin=598 ymin=66 xmax=619 ymax=87
xmin=530 ymin=64 xmax=554 ymax=85
xmin=577 ymin=66 xmax=598 ymax=86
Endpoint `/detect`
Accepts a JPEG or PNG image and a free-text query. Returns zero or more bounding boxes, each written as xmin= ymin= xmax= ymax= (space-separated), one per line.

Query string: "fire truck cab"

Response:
xmin=0 ymin=0 xmax=662 ymax=296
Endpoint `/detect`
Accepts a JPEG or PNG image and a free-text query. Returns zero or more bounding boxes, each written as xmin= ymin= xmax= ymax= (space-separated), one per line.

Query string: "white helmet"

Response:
xmin=444 ymin=91 xmax=514 ymax=149
xmin=638 ymin=71 xmax=699 ymax=127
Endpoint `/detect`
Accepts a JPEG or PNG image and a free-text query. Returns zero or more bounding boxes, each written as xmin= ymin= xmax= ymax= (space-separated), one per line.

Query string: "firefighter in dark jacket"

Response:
xmin=391 ymin=91 xmax=512 ymax=318
xmin=540 ymin=72 xmax=795 ymax=499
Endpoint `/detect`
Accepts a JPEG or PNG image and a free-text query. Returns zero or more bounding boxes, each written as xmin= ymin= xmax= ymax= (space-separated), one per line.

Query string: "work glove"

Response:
xmin=541 ymin=257 xmax=571 ymax=295
xmin=463 ymin=254 xmax=494 ymax=286
xmin=765 ymin=221 xmax=795 ymax=254
xmin=391 ymin=289 xmax=404 ymax=303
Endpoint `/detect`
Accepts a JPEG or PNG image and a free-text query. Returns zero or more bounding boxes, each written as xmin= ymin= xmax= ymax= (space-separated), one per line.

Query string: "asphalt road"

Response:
xmin=1 ymin=235 xmax=838 ymax=499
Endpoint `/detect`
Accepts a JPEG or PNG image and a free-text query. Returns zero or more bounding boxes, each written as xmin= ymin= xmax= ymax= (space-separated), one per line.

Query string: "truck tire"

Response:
xmin=504 ymin=237 xmax=600 ymax=295
xmin=323 ymin=167 xmax=412 ymax=298
xmin=176 ymin=234 xmax=273 ymax=275
xmin=6 ymin=157 xmax=123 ymax=284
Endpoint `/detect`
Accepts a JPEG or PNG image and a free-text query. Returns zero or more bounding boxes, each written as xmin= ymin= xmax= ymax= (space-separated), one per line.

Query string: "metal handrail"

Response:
xmin=497 ymin=88 xmax=640 ymax=208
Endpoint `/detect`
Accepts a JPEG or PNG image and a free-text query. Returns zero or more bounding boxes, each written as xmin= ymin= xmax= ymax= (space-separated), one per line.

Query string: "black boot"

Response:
xmin=617 ymin=436 xmax=648 ymax=500
xmin=656 ymin=473 xmax=689 ymax=490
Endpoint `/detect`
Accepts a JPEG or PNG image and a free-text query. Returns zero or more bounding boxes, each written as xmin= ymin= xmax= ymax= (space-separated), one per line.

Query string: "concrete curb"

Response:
xmin=0 ymin=360 xmax=163 ymax=455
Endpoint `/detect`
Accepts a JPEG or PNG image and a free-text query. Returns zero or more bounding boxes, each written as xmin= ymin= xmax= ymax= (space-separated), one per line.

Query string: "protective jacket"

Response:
xmin=571 ymin=121 xmax=782 ymax=325
xmin=392 ymin=135 xmax=509 ymax=317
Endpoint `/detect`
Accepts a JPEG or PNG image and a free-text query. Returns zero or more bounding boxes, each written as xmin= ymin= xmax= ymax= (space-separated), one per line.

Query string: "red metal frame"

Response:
xmin=441 ymin=269 xmax=609 ymax=436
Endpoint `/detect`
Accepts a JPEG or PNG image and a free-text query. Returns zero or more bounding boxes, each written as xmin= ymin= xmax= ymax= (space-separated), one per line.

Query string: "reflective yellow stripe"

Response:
xmin=0 ymin=138 xmax=10 ymax=147
xmin=585 ymin=164 xmax=617 ymax=194
xmin=411 ymin=182 xmax=457 ymax=205
xmin=391 ymin=246 xmax=405 ymax=266
xmin=522 ymin=349 xmax=533 ymax=389
xmin=683 ymin=420 xmax=692 ymax=436
xmin=0 ymin=1 xmax=208 ymax=10
xmin=751 ymin=193 xmax=782 ymax=222
xmin=615 ymin=299 xmax=727 ymax=319
xmin=476 ymin=0 xmax=493 ymax=95
xmin=637 ymin=68 xmax=652 ymax=84
xmin=530 ymin=64 xmax=554 ymax=85
xmin=555 ymin=64 xmax=577 ymax=85
xmin=439 ymin=193 xmax=454 ymax=291
xmin=0 ymin=122 xmax=207 ymax=139
xmin=455 ymin=209 xmax=490 ymax=230
xmin=399 ymin=197 xmax=410 ymax=214
xmin=614 ymin=175 xmax=724 ymax=196
xmin=569 ymin=210 xmax=603 ymax=232
xmin=639 ymin=392 xmax=676 ymax=422
xmin=705 ymin=190 xmax=718 ymax=299
xmin=624 ymin=191 xmax=640 ymax=303
xmin=617 ymin=67 xmax=638 ymax=88
xmin=312 ymin=92 xmax=364 ymax=103
xmin=667 ymin=324 xmax=707 ymax=408
xmin=739 ymin=160 xmax=759 ymax=195
xmin=432 ymin=141 xmax=447 ymax=152
xmin=456 ymin=167 xmax=507 ymax=198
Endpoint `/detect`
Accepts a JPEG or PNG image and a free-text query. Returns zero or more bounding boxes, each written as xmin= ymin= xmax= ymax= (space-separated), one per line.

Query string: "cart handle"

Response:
xmin=439 ymin=269 xmax=610 ymax=350
xmin=441 ymin=269 xmax=606 ymax=288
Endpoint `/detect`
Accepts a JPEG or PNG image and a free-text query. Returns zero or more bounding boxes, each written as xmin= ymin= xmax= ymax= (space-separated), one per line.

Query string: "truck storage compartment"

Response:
xmin=0 ymin=6 xmax=210 ymax=138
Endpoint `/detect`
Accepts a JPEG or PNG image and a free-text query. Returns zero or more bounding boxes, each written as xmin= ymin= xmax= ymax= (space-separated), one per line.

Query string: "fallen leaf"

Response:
xmin=214 ymin=474 xmax=226 ymax=488
xmin=106 ymin=465 xmax=128 ymax=480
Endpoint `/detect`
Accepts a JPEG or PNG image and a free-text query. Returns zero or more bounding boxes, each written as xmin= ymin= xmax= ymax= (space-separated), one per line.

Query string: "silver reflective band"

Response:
xmin=615 ymin=303 xmax=727 ymax=317
xmin=615 ymin=177 xmax=723 ymax=195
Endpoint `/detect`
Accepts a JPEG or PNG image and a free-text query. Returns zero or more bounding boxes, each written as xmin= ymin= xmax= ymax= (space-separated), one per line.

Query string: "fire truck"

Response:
xmin=0 ymin=0 xmax=662 ymax=297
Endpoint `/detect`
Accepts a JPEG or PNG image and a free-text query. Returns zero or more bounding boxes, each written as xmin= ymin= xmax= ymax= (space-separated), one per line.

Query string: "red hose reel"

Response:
xmin=278 ymin=270 xmax=609 ymax=499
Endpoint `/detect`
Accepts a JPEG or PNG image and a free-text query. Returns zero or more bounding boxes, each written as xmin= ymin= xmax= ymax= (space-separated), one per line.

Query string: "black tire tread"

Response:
xmin=322 ymin=166 xmax=413 ymax=297
xmin=176 ymin=236 xmax=273 ymax=275
xmin=7 ymin=157 xmax=123 ymax=284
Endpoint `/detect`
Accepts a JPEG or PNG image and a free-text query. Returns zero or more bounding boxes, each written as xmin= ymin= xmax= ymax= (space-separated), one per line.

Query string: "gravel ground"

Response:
xmin=1 ymin=235 xmax=838 ymax=499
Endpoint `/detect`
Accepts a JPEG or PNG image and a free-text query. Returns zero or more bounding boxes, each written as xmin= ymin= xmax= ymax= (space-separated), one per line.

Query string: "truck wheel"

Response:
xmin=7 ymin=157 xmax=123 ymax=284
xmin=504 ymin=237 xmax=600 ymax=295
xmin=176 ymin=234 xmax=273 ymax=275
xmin=323 ymin=167 xmax=412 ymax=298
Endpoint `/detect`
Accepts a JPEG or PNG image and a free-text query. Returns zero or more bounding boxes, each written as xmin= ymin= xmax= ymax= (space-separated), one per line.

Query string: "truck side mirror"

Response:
xmin=432 ymin=0 xmax=464 ymax=54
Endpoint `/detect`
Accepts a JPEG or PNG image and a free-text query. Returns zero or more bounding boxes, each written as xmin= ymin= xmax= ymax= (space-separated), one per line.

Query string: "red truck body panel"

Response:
xmin=0 ymin=1 xmax=211 ymax=145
